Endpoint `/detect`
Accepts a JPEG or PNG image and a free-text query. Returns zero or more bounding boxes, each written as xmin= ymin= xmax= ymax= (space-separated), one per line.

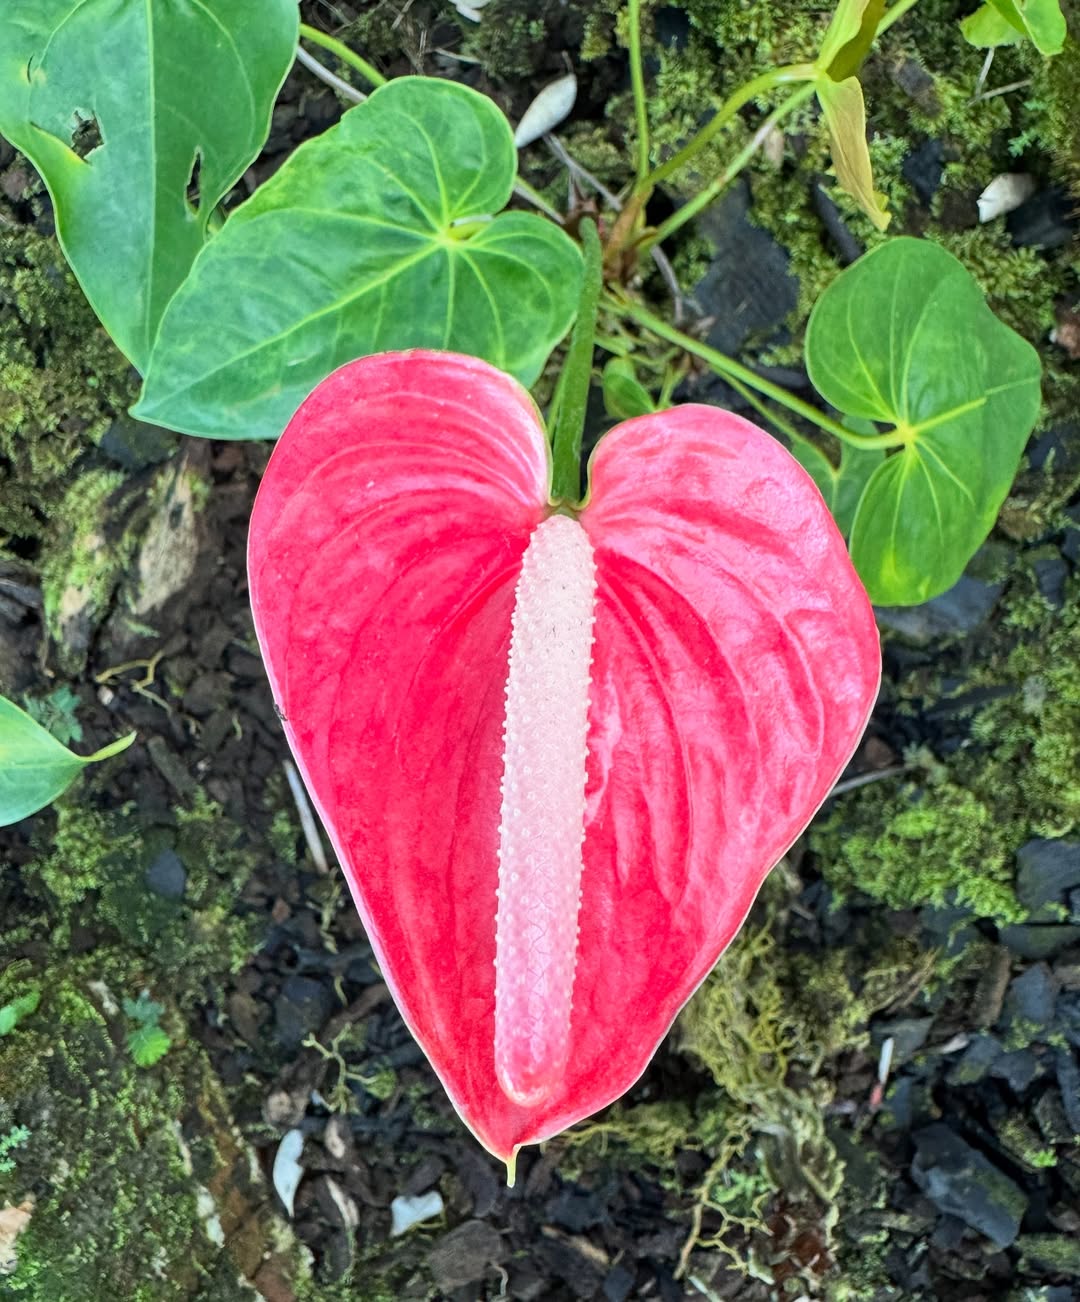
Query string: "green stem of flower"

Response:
xmin=641 ymin=64 xmax=813 ymax=192
xmin=549 ymin=220 xmax=603 ymax=505
xmin=641 ymin=82 xmax=817 ymax=251
xmin=723 ymin=372 xmax=836 ymax=467
xmin=298 ymin=23 xmax=388 ymax=88
xmin=877 ymin=0 xmax=922 ymax=37
xmin=627 ymin=0 xmax=651 ymax=186
xmin=609 ymin=294 xmax=882 ymax=448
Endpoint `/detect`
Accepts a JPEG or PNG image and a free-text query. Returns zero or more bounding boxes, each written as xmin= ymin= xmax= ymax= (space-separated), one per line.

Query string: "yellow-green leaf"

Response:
xmin=816 ymin=76 xmax=890 ymax=231
xmin=961 ymin=2 xmax=1026 ymax=45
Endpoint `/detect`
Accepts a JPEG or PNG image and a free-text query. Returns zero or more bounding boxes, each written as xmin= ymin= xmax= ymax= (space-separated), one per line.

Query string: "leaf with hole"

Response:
xmin=134 ymin=78 xmax=584 ymax=441
xmin=0 ymin=0 xmax=298 ymax=369
xmin=805 ymin=237 xmax=1042 ymax=605
xmin=0 ymin=694 xmax=135 ymax=827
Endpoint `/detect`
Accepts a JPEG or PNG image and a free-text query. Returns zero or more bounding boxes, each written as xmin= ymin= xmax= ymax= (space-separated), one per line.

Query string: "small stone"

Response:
xmin=911 ymin=1124 xmax=1027 ymax=1248
xmin=902 ymin=138 xmax=945 ymax=204
xmin=946 ymin=1035 xmax=1002 ymax=1087
xmin=999 ymin=964 xmax=1058 ymax=1046
xmin=1017 ymin=839 xmax=1080 ymax=921
xmin=144 ymin=848 xmax=187 ymax=899
xmin=876 ymin=573 xmax=1004 ymax=644
xmin=1033 ymin=555 xmax=1068 ymax=608
xmin=274 ymin=976 xmax=333 ymax=1049
xmin=1000 ymin=925 xmax=1080 ymax=961
xmin=1007 ymin=188 xmax=1075 ymax=250
xmin=389 ymin=1190 xmax=443 ymax=1237
xmin=426 ymin=1220 xmax=505 ymax=1290
xmin=873 ymin=1017 xmax=933 ymax=1065
xmin=545 ymin=1186 xmax=606 ymax=1233
xmin=989 ymin=1048 xmax=1040 ymax=1094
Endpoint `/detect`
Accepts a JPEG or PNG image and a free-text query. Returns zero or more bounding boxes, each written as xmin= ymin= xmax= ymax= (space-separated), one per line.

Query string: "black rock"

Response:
xmin=1033 ymin=554 xmax=1069 ymax=608
xmin=144 ymin=848 xmax=187 ymax=900
xmin=1000 ymin=924 xmax=1080 ymax=961
xmin=545 ymin=1186 xmax=606 ymax=1232
xmin=274 ymin=975 xmax=334 ymax=1049
xmin=911 ymin=1123 xmax=1027 ymax=1248
xmin=876 ymin=573 xmax=1004 ymax=644
xmin=691 ymin=179 xmax=799 ymax=358
xmin=946 ymin=1034 xmax=1002 ymax=1087
xmin=602 ymin=1263 xmax=637 ymax=1302
xmin=990 ymin=1048 xmax=1040 ymax=1094
xmin=1017 ymin=840 xmax=1080 ymax=921
xmin=426 ymin=1220 xmax=505 ymax=1291
xmin=1007 ymin=188 xmax=1076 ymax=250
xmin=1000 ymin=964 xmax=1058 ymax=1037
xmin=902 ymin=139 xmax=945 ymax=205
xmin=873 ymin=1017 xmax=933 ymax=1064
xmin=99 ymin=415 xmax=178 ymax=470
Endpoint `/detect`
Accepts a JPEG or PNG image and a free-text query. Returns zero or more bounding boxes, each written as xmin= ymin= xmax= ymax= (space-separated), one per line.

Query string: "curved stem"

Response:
xmin=298 ymin=22 xmax=388 ymax=89
xmin=723 ymin=372 xmax=836 ymax=467
xmin=550 ymin=220 xmax=603 ymax=504
xmin=609 ymin=293 xmax=883 ymax=448
xmin=642 ymin=63 xmax=813 ymax=191
xmin=641 ymin=82 xmax=817 ymax=251
xmin=877 ymin=0 xmax=922 ymax=37
xmin=627 ymin=0 xmax=651 ymax=186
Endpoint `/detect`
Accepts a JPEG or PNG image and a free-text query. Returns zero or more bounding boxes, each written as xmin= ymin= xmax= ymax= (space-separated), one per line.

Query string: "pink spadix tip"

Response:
xmin=493 ymin=513 xmax=597 ymax=1107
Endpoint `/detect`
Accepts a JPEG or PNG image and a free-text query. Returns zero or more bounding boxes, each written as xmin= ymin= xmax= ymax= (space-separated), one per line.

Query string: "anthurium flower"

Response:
xmin=248 ymin=351 xmax=880 ymax=1171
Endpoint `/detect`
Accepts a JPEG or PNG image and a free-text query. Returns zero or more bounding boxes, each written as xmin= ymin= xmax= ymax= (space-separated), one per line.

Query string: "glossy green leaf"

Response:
xmin=790 ymin=428 xmax=884 ymax=537
xmin=601 ymin=357 xmax=656 ymax=420
xmin=0 ymin=0 xmax=298 ymax=369
xmin=960 ymin=2 xmax=1026 ymax=46
xmin=0 ymin=694 xmax=135 ymax=826
xmin=983 ymin=0 xmax=1066 ymax=54
xmin=135 ymin=77 xmax=584 ymax=441
xmin=805 ymin=237 xmax=1042 ymax=605
xmin=818 ymin=0 xmax=886 ymax=80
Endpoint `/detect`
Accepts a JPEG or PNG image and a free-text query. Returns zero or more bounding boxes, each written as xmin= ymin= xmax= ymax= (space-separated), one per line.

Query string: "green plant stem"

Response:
xmin=550 ymin=221 xmax=603 ymax=504
xmin=627 ymin=0 xmax=651 ymax=186
xmin=609 ymin=293 xmax=880 ymax=448
xmin=298 ymin=22 xmax=387 ymax=88
xmin=642 ymin=64 xmax=812 ymax=191
xmin=641 ymin=82 xmax=816 ymax=251
xmin=722 ymin=372 xmax=836 ymax=467
xmin=877 ymin=0 xmax=921 ymax=37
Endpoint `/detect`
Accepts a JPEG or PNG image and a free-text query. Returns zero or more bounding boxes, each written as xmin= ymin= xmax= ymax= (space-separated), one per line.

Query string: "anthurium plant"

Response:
xmin=0 ymin=0 xmax=1056 ymax=1157
xmin=0 ymin=0 xmax=1047 ymax=606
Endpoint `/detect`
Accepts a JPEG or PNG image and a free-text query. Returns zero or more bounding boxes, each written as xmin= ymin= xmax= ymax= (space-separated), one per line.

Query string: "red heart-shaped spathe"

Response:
xmin=248 ymin=351 xmax=880 ymax=1163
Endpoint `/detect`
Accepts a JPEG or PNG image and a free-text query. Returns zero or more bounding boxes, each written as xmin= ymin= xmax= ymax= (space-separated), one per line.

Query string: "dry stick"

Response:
xmin=830 ymin=765 xmax=910 ymax=796
xmin=543 ymin=135 xmax=687 ymax=320
xmin=295 ymin=45 xmax=365 ymax=103
xmin=284 ymin=759 xmax=330 ymax=874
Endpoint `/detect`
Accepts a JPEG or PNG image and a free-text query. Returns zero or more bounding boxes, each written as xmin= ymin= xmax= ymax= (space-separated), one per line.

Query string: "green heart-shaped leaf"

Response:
xmin=981 ymin=0 xmax=1066 ymax=55
xmin=0 ymin=0 xmax=298 ymax=369
xmin=790 ymin=425 xmax=885 ymax=537
xmin=0 ymin=694 xmax=135 ymax=826
xmin=805 ymin=237 xmax=1042 ymax=605
xmin=134 ymin=77 xmax=584 ymax=440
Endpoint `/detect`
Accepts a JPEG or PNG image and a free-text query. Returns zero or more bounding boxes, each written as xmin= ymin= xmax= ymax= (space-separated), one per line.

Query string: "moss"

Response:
xmin=813 ymin=780 xmax=1024 ymax=924
xmin=0 ymin=226 xmax=135 ymax=543
xmin=814 ymin=582 xmax=1080 ymax=926
xmin=0 ymin=967 xmax=310 ymax=1300
xmin=458 ymin=1 xmax=553 ymax=81
xmin=26 ymin=790 xmax=261 ymax=1007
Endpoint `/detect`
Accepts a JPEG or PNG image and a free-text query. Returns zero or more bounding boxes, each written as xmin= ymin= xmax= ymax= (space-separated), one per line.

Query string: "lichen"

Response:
xmin=0 ymin=226 xmax=135 ymax=543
